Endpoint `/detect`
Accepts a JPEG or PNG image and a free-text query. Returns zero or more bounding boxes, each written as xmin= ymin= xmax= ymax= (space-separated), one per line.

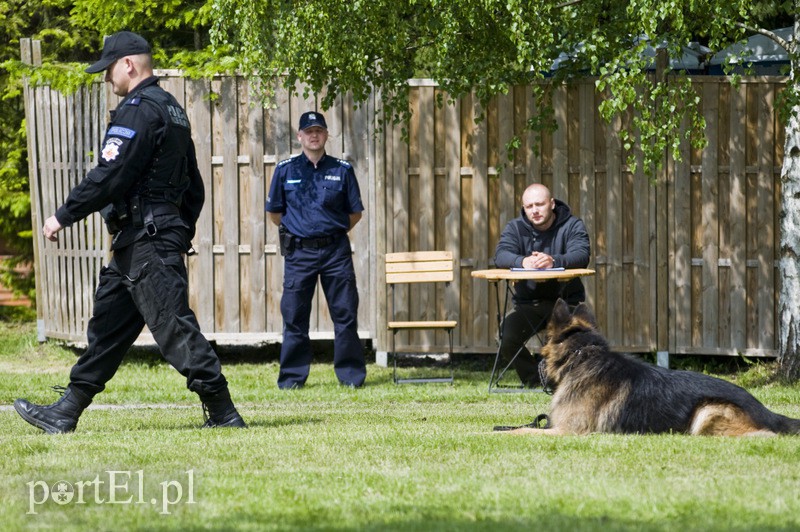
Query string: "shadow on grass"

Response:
xmin=174 ymin=511 xmax=701 ymax=532
xmin=240 ymin=416 xmax=324 ymax=429
xmin=84 ymin=410 xmax=325 ymax=432
xmin=165 ymin=417 xmax=324 ymax=431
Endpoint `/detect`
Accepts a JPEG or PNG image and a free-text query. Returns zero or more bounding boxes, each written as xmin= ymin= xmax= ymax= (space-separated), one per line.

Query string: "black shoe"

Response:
xmin=200 ymin=387 xmax=247 ymax=428
xmin=201 ymin=410 xmax=247 ymax=428
xmin=518 ymin=373 xmax=541 ymax=388
xmin=14 ymin=386 xmax=92 ymax=434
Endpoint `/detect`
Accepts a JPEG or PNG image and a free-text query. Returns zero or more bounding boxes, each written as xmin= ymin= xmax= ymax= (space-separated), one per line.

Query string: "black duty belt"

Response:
xmin=295 ymin=234 xmax=339 ymax=249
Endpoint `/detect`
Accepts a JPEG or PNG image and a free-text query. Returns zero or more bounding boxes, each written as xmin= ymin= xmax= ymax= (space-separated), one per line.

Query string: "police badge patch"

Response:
xmin=107 ymin=126 xmax=136 ymax=139
xmin=101 ymin=138 xmax=123 ymax=162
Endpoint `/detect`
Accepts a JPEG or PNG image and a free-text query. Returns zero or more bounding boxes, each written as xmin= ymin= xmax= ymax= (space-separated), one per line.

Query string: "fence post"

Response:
xmin=19 ymin=39 xmax=46 ymax=341
xmin=655 ymin=47 xmax=671 ymax=358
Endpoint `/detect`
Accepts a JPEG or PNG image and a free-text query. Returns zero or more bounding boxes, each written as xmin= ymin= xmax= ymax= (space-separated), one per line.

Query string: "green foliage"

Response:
xmin=211 ymin=0 xmax=795 ymax=177
xmin=0 ymin=303 xmax=35 ymax=322
xmin=0 ymin=0 xmax=80 ymax=300
xmin=0 ymin=1 xmax=237 ymax=301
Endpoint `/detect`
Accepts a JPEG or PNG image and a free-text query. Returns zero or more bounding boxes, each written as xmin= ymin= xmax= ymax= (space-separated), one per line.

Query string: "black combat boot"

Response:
xmin=200 ymin=387 xmax=247 ymax=428
xmin=14 ymin=385 xmax=92 ymax=434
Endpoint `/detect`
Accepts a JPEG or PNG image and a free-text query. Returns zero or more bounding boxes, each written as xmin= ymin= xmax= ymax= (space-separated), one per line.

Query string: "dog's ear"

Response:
xmin=571 ymin=302 xmax=597 ymax=328
xmin=549 ymin=298 xmax=572 ymax=330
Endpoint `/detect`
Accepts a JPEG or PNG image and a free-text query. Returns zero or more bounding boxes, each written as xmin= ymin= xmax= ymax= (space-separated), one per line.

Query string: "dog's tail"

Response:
xmin=769 ymin=413 xmax=800 ymax=435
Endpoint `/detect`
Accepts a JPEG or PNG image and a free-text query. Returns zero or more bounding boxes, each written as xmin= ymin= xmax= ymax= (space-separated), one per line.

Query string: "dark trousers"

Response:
xmin=279 ymin=236 xmax=365 ymax=387
xmin=498 ymin=300 xmax=556 ymax=386
xmin=69 ymin=229 xmax=227 ymax=398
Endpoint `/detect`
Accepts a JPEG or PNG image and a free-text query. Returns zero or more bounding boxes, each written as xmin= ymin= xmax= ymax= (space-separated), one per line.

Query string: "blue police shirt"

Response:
xmin=265 ymin=152 xmax=364 ymax=239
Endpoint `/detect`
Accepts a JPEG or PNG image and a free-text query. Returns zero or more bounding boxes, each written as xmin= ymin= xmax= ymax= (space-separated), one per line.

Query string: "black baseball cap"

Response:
xmin=299 ymin=111 xmax=328 ymax=131
xmin=85 ymin=31 xmax=151 ymax=73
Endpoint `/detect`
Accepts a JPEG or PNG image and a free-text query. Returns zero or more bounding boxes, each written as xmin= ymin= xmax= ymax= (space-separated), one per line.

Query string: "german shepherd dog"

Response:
xmin=505 ymin=299 xmax=800 ymax=436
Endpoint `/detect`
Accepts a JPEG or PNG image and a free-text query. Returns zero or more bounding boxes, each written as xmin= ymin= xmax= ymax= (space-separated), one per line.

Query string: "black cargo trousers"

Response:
xmin=69 ymin=227 xmax=228 ymax=398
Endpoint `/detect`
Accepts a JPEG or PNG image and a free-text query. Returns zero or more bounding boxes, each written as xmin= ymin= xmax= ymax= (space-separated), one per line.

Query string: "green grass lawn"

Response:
xmin=1 ymin=319 xmax=799 ymax=531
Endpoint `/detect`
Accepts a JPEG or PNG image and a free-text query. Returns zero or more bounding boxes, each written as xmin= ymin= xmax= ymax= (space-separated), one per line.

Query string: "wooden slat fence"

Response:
xmin=384 ymin=77 xmax=784 ymax=358
xmin=22 ymin=39 xmax=785 ymax=358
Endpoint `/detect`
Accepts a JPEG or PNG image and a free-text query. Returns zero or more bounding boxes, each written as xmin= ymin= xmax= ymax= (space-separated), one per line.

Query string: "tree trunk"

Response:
xmin=778 ymin=11 xmax=800 ymax=381
xmin=779 ymin=107 xmax=800 ymax=381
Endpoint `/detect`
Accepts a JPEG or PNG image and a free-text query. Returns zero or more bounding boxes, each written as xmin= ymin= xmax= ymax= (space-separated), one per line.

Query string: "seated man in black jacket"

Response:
xmin=493 ymin=183 xmax=591 ymax=387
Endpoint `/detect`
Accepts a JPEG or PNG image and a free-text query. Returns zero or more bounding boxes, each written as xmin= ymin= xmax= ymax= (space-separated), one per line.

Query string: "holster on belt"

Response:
xmin=278 ymin=224 xmax=294 ymax=256
xmin=130 ymin=195 xmax=144 ymax=229
xmin=100 ymin=199 xmax=130 ymax=235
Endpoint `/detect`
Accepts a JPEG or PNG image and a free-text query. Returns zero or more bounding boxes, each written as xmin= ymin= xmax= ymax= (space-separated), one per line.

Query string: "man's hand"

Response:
xmin=522 ymin=251 xmax=554 ymax=269
xmin=349 ymin=212 xmax=362 ymax=231
xmin=43 ymin=215 xmax=63 ymax=242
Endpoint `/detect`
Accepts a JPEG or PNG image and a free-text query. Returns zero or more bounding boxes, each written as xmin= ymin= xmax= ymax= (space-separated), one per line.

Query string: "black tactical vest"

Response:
xmin=133 ymin=85 xmax=192 ymax=206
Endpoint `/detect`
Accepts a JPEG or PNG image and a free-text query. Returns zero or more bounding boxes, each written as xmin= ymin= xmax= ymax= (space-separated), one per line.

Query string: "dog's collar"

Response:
xmin=544 ymin=346 xmax=597 ymax=394
xmin=539 ymin=348 xmax=585 ymax=395
xmin=538 ymin=358 xmax=555 ymax=395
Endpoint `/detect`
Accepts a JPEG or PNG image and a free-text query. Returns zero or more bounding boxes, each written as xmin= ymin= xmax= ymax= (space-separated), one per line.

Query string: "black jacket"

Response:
xmin=55 ymin=76 xmax=203 ymax=250
xmin=493 ymin=199 xmax=590 ymax=304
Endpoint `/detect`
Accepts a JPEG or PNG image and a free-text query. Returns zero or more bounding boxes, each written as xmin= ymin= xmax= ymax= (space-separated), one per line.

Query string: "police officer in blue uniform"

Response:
xmin=266 ymin=111 xmax=366 ymax=389
xmin=14 ymin=31 xmax=246 ymax=433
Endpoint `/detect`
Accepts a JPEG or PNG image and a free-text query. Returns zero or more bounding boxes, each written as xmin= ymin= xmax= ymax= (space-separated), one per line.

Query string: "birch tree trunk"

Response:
xmin=779 ymin=108 xmax=800 ymax=380
xmin=778 ymin=11 xmax=800 ymax=381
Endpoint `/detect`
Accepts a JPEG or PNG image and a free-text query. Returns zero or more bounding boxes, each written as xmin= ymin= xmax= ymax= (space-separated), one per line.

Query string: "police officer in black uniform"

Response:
xmin=14 ymin=31 xmax=246 ymax=433
xmin=266 ymin=111 xmax=366 ymax=389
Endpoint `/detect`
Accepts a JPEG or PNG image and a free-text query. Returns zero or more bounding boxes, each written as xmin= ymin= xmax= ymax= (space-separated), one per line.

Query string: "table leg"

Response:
xmin=488 ymin=279 xmax=548 ymax=393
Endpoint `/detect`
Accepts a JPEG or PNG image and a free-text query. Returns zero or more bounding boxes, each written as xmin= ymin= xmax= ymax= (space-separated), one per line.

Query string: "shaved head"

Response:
xmin=521 ymin=183 xmax=556 ymax=231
